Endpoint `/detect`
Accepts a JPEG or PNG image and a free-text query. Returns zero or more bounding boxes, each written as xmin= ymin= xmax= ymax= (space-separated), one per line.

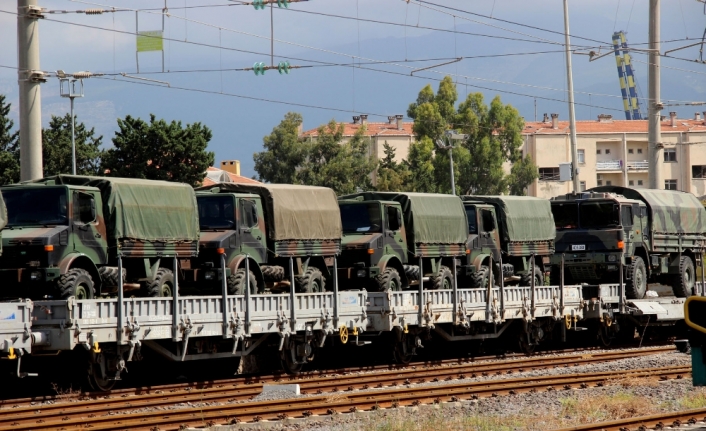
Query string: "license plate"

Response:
xmin=572 ymin=244 xmax=586 ymax=251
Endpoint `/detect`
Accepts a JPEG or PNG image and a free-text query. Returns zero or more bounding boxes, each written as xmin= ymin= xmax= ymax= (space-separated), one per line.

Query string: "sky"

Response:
xmin=1 ymin=0 xmax=705 ymax=178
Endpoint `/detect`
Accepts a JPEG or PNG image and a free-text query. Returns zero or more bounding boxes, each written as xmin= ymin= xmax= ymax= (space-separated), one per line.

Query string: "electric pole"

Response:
xmin=648 ymin=0 xmax=662 ymax=189
xmin=563 ymin=0 xmax=580 ymax=193
xmin=17 ymin=0 xmax=44 ymax=181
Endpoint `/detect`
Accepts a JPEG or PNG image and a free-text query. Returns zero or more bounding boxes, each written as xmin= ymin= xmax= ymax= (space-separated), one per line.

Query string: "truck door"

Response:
xmin=621 ymin=205 xmax=634 ymax=254
xmin=479 ymin=208 xmax=501 ymax=261
xmin=384 ymin=204 xmax=405 ymax=260
xmin=72 ymin=191 xmax=107 ymax=262
xmin=239 ymin=198 xmax=266 ymax=260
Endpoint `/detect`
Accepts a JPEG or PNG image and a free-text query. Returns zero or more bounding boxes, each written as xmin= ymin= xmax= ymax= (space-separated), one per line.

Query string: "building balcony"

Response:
xmin=596 ymin=160 xmax=622 ymax=171
xmin=627 ymin=160 xmax=649 ymax=171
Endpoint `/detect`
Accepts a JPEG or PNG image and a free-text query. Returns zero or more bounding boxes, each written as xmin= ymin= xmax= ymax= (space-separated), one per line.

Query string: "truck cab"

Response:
xmin=185 ymin=190 xmax=267 ymax=294
xmin=463 ymin=202 xmax=501 ymax=287
xmin=0 ymin=184 xmax=105 ymax=299
xmin=550 ymin=191 xmax=647 ymax=287
xmin=337 ymin=198 xmax=408 ymax=291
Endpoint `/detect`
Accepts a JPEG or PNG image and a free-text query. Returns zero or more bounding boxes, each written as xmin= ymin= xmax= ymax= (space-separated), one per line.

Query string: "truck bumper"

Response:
xmin=0 ymin=268 xmax=61 ymax=284
xmin=338 ymin=266 xmax=379 ymax=280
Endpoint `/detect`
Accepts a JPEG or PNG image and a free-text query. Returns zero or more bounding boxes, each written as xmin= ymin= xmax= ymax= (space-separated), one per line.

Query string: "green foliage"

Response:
xmin=404 ymin=137 xmax=436 ymax=193
xmin=253 ymin=112 xmax=305 ymax=184
xmin=406 ymin=77 xmax=536 ymax=195
xmin=102 ymin=114 xmax=214 ymax=187
xmin=42 ymin=114 xmax=104 ymax=177
xmin=376 ymin=141 xmax=409 ymax=192
xmin=296 ymin=120 xmax=377 ymax=195
xmin=0 ymin=94 xmax=19 ymax=185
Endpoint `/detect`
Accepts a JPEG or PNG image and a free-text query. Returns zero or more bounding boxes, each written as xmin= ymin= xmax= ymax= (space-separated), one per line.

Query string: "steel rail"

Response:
xmin=0 ymin=365 xmax=690 ymax=431
xmin=550 ymin=407 xmax=706 ymax=431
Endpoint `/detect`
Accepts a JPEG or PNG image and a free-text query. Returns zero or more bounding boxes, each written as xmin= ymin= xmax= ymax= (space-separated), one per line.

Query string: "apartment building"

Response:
xmin=523 ymin=112 xmax=706 ymax=199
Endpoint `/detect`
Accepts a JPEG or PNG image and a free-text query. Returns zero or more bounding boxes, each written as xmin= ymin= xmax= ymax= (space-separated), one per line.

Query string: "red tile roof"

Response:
xmin=300 ymin=122 xmax=414 ymax=138
xmin=524 ymin=118 xmax=706 ymax=134
xmin=204 ymin=166 xmax=262 ymax=185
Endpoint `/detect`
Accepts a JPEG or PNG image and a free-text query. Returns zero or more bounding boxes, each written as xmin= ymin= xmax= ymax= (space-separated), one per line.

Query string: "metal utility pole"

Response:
xmin=17 ymin=0 xmax=45 ymax=181
xmin=436 ymin=132 xmax=467 ymax=195
xmin=563 ymin=0 xmax=580 ymax=193
xmin=59 ymin=75 xmax=84 ymax=175
xmin=648 ymin=0 xmax=663 ymax=189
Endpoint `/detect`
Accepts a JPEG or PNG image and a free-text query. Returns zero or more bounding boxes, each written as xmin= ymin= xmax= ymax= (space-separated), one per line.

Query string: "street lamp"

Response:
xmin=58 ymin=71 xmax=85 ymax=176
xmin=435 ymin=131 xmax=468 ymax=195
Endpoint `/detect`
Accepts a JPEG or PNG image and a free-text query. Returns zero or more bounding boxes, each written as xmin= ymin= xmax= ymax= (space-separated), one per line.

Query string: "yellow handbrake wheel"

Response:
xmin=339 ymin=326 xmax=349 ymax=344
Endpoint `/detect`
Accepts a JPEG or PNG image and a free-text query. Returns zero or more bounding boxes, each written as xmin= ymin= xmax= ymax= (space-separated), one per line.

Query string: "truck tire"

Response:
xmin=376 ymin=268 xmax=401 ymax=292
xmin=147 ymin=268 xmax=174 ymax=297
xmin=520 ymin=265 xmax=543 ymax=287
xmin=404 ymin=265 xmax=420 ymax=282
xmin=295 ymin=267 xmax=325 ymax=293
xmin=228 ymin=269 xmax=258 ymax=295
xmin=262 ymin=265 xmax=284 ymax=282
xmin=58 ymin=268 xmax=95 ymax=300
xmin=625 ymin=256 xmax=647 ymax=299
xmin=431 ymin=265 xmax=453 ymax=290
xmin=471 ymin=265 xmax=489 ymax=289
xmin=672 ymin=256 xmax=696 ymax=298
xmin=98 ymin=266 xmax=124 ymax=287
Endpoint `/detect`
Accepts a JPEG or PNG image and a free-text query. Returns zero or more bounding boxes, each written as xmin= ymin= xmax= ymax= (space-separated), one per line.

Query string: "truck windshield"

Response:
xmin=464 ymin=206 xmax=477 ymax=234
xmin=3 ymin=187 xmax=69 ymax=226
xmin=551 ymin=202 xmax=578 ymax=230
xmin=197 ymin=195 xmax=235 ymax=229
xmin=339 ymin=203 xmax=382 ymax=233
xmin=579 ymin=201 xmax=620 ymax=229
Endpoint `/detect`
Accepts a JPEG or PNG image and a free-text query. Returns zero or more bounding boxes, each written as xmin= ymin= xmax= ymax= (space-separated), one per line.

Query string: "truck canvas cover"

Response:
xmin=200 ymin=183 xmax=342 ymax=241
xmin=24 ymin=175 xmax=199 ymax=243
xmin=591 ymin=186 xmax=706 ymax=235
xmin=340 ymin=192 xmax=468 ymax=245
xmin=462 ymin=196 xmax=556 ymax=242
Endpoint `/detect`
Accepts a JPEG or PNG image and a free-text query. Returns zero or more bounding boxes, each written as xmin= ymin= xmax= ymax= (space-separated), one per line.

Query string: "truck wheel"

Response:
xmin=98 ymin=266 xmax=124 ymax=288
xmin=520 ymin=265 xmax=543 ymax=287
xmin=625 ymin=256 xmax=647 ymax=299
xmin=404 ymin=265 xmax=420 ymax=282
xmin=147 ymin=268 xmax=174 ymax=297
xmin=295 ymin=268 xmax=325 ymax=293
xmin=58 ymin=268 xmax=95 ymax=300
xmin=431 ymin=266 xmax=453 ymax=290
xmin=471 ymin=265 xmax=489 ymax=289
xmin=672 ymin=256 xmax=695 ymax=298
xmin=376 ymin=268 xmax=401 ymax=292
xmin=262 ymin=265 xmax=284 ymax=282
xmin=228 ymin=269 xmax=258 ymax=295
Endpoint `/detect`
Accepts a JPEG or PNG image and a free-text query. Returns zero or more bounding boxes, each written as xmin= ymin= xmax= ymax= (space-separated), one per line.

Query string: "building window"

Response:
xmin=597 ymin=179 xmax=603 ymax=186
xmin=577 ymin=149 xmax=585 ymax=164
xmin=629 ymin=180 xmax=634 ymax=186
xmin=580 ymin=181 xmax=586 ymax=191
xmin=628 ymin=149 xmax=634 ymax=154
xmin=637 ymin=148 xmax=643 ymax=154
xmin=664 ymin=148 xmax=677 ymax=162
xmin=637 ymin=180 xmax=643 ymax=186
xmin=665 ymin=179 xmax=677 ymax=190
xmin=605 ymin=149 xmax=611 ymax=155
xmin=539 ymin=167 xmax=560 ymax=181
xmin=606 ymin=180 xmax=612 ymax=186
xmin=693 ymin=166 xmax=706 ymax=179
xmin=596 ymin=149 xmax=601 ymax=154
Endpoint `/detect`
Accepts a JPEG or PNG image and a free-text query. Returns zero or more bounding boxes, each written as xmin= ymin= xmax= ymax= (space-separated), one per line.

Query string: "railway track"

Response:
xmin=0 ymin=346 xmax=680 ymax=430
xmin=550 ymin=408 xmax=706 ymax=431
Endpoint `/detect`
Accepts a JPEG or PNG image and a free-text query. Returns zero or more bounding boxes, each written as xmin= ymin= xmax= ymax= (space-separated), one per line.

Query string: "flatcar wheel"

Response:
xmin=392 ymin=333 xmax=413 ymax=365
xmin=280 ymin=345 xmax=303 ymax=375
xmin=87 ymin=359 xmax=116 ymax=392
xmin=518 ymin=332 xmax=536 ymax=355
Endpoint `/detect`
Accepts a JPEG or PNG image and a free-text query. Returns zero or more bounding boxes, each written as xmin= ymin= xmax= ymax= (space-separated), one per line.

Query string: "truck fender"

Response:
xmin=228 ymin=254 xmax=265 ymax=291
xmin=472 ymin=254 xmax=491 ymax=270
xmin=59 ymin=253 xmax=102 ymax=291
xmin=378 ymin=255 xmax=407 ymax=286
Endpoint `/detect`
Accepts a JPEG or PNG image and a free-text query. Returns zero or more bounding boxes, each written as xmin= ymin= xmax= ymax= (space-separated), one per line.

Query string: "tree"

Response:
xmin=508 ymin=155 xmax=539 ymax=196
xmin=295 ymin=120 xmax=377 ymax=195
xmin=376 ymin=141 xmax=409 ymax=192
xmin=403 ymin=137 xmax=436 ymax=193
xmin=254 ymin=112 xmax=305 ymax=183
xmin=0 ymin=94 xmax=19 ymax=185
xmin=102 ymin=114 xmax=214 ymax=187
xmin=42 ymin=114 xmax=104 ymax=177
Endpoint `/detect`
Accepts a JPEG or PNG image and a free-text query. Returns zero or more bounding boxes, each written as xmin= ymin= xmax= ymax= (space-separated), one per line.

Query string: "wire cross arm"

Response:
xmin=410 ymin=58 xmax=462 ymax=75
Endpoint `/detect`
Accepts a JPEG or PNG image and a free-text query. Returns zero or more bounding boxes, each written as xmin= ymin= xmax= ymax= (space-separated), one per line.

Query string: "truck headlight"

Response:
xmin=606 ymin=265 xmax=618 ymax=271
xmin=608 ymin=255 xmax=617 ymax=262
xmin=356 ymin=269 xmax=366 ymax=277
xmin=30 ymin=271 xmax=41 ymax=281
xmin=204 ymin=271 xmax=215 ymax=280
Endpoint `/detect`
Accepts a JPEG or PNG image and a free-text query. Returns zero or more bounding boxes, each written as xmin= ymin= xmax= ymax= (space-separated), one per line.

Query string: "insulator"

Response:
xmin=84 ymin=9 xmax=105 ymax=15
xmin=72 ymin=71 xmax=93 ymax=79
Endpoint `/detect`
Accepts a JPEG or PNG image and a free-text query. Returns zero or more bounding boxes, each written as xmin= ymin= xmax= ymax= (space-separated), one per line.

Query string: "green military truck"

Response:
xmin=337 ymin=192 xmax=468 ymax=291
xmin=461 ymin=196 xmax=556 ymax=289
xmin=550 ymin=186 xmax=706 ymax=299
xmin=0 ymin=175 xmax=199 ymax=299
xmin=194 ymin=183 xmax=342 ymax=293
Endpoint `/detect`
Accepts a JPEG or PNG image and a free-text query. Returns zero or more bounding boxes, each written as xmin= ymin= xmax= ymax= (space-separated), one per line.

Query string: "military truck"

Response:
xmin=0 ymin=175 xmax=199 ymax=299
xmin=461 ymin=196 xmax=556 ymax=288
xmin=337 ymin=192 xmax=468 ymax=291
xmin=550 ymin=186 xmax=706 ymax=299
xmin=193 ymin=183 xmax=341 ymax=293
